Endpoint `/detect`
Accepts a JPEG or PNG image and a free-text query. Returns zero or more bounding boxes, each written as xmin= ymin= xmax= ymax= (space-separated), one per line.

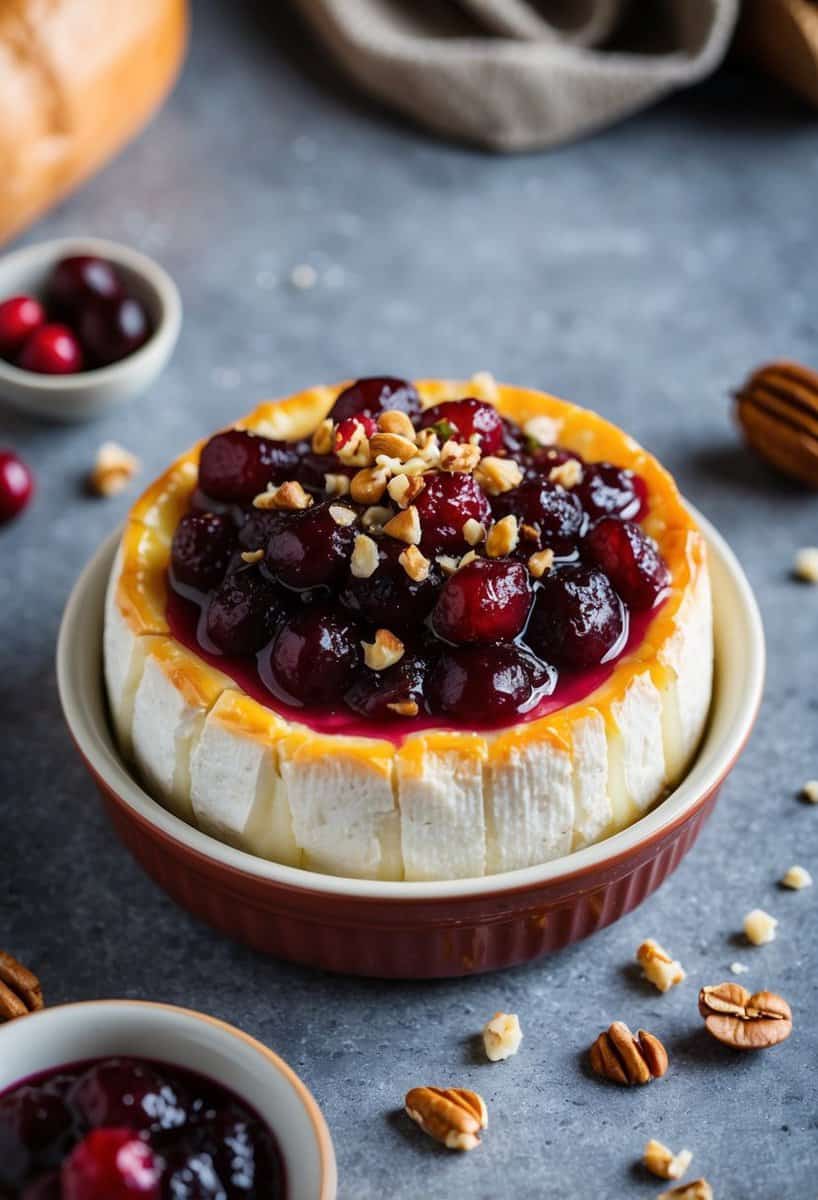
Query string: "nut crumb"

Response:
xmin=328 ymin=504 xmax=356 ymax=527
xmin=387 ymin=472 xmax=425 ymax=508
xmin=486 ymin=515 xmax=519 ymax=558
xmin=89 ymin=442 xmax=140 ymax=497
xmin=350 ymin=533 xmax=379 ymax=579
xmin=462 ymin=518 xmax=486 ymax=546
xmin=482 ymin=1012 xmax=522 ymax=1062
xmin=240 ymin=549 xmax=264 ymax=564
xmin=743 ymin=908 xmax=778 ymax=945
xmin=436 ymin=555 xmax=460 ymax=576
xmin=658 ymin=1180 xmax=712 ymax=1200
xmin=387 ymin=699 xmax=419 ymax=717
xmin=637 ymin=939 xmax=686 ymax=993
xmin=780 ymin=864 xmax=812 ymax=890
xmin=378 ymin=410 xmax=416 ymax=440
xmin=362 ymin=628 xmax=404 ymax=671
xmin=643 ymin=1140 xmax=693 ymax=1181
xmin=350 ymin=466 xmax=389 ymax=505
xmin=440 ymin=439 xmax=481 ymax=473
xmin=253 ymin=480 xmax=313 ymax=511
xmin=794 ymin=546 xmax=818 ymax=583
xmin=801 ymin=780 xmax=818 ymax=804
xmin=362 ymin=505 xmax=392 ymax=531
xmin=528 ymin=548 xmax=554 ymax=579
xmin=324 ymin=473 xmax=350 ymax=497
xmin=548 ymin=458 xmax=583 ymax=488
xmin=383 ymin=505 xmax=421 ymax=546
xmin=399 ymin=545 xmax=430 ymax=583
xmin=474 ymin=455 xmax=522 ymax=496
xmin=289 ymin=263 xmax=317 ymax=290
xmin=730 ymin=961 xmax=749 ymax=975
xmin=311 ymin=418 xmax=334 ymax=455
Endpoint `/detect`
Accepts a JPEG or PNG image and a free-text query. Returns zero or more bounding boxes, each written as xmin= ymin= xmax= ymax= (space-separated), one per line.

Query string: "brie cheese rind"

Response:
xmin=103 ymin=379 xmax=713 ymax=881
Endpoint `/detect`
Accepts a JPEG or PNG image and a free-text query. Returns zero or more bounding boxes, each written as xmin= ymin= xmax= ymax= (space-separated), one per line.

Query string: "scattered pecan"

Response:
xmin=404 ymin=1086 xmax=487 ymax=1151
xmin=0 ymin=951 xmax=43 ymax=1022
xmin=643 ymin=1139 xmax=693 ymax=1181
xmin=734 ymin=360 xmax=818 ymax=488
xmin=698 ymin=982 xmax=792 ymax=1049
xmin=589 ymin=1021 xmax=668 ymax=1085
xmin=88 ymin=441 xmax=140 ymax=497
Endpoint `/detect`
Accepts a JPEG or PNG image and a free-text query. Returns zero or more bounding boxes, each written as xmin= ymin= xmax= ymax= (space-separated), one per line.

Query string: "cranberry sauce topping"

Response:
xmin=0 ymin=1057 xmax=284 ymax=1199
xmin=165 ymin=380 xmax=670 ymax=733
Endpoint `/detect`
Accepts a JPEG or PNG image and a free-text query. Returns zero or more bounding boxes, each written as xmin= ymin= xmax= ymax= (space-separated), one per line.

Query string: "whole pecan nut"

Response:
xmin=734 ymin=360 xmax=818 ymax=488
xmin=0 ymin=951 xmax=44 ymax=1022
xmin=589 ymin=1021 xmax=668 ymax=1085
xmin=698 ymin=982 xmax=792 ymax=1049
xmin=404 ymin=1086 xmax=487 ymax=1151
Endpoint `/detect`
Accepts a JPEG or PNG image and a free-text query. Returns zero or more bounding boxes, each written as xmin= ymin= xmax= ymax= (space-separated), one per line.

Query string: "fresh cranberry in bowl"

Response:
xmin=198 ymin=430 xmax=302 ymax=503
xmin=0 ymin=296 xmax=45 ymax=358
xmin=427 ymin=643 xmax=555 ymax=722
xmin=170 ymin=512 xmax=237 ymax=594
xmin=61 ymin=1129 xmax=160 ymax=1200
xmin=575 ymin=462 xmax=648 ymax=522
xmin=264 ymin=606 xmax=362 ymax=706
xmin=419 ymin=398 xmax=504 ymax=454
xmin=264 ymin=501 xmax=357 ymax=592
xmin=339 ymin=536 xmax=442 ymax=633
xmin=205 ymin=569 xmax=288 ymax=656
xmin=492 ymin=476 xmax=585 ymax=556
xmin=48 ymin=255 xmax=123 ymax=317
xmin=17 ymin=325 xmax=84 ymax=375
xmin=0 ymin=450 xmax=34 ymax=524
xmin=78 ymin=296 xmax=151 ymax=368
xmin=413 ymin=471 xmax=491 ymax=554
xmin=329 ymin=376 xmax=420 ymax=423
xmin=583 ymin=517 xmax=670 ymax=610
xmin=432 ymin=558 xmax=532 ymax=645
xmin=525 ymin=565 xmax=625 ymax=669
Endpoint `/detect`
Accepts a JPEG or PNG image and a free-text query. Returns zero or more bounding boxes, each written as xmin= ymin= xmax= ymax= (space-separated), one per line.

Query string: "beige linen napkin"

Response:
xmin=293 ymin=0 xmax=740 ymax=150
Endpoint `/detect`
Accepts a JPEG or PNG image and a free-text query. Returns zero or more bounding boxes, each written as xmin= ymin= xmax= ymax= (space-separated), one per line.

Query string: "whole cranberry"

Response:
xmin=0 ymin=295 xmax=45 ymax=357
xmin=69 ymin=1059 xmax=186 ymax=1135
xmin=0 ymin=450 xmax=34 ymax=523
xmin=170 ymin=512 xmax=236 ymax=594
xmin=526 ymin=565 xmax=624 ymax=669
xmin=413 ymin=471 xmax=492 ymax=554
xmin=492 ymin=476 xmax=585 ymax=556
xmin=575 ymin=462 xmax=648 ymax=522
xmin=199 ymin=430 xmax=302 ymax=503
xmin=48 ymin=255 xmax=123 ymax=317
xmin=427 ymin=644 xmax=555 ymax=723
xmin=78 ymin=296 xmax=151 ymax=366
xmin=264 ymin=502 xmax=356 ymax=592
xmin=340 ymin=536 xmax=442 ymax=633
xmin=432 ymin=558 xmax=532 ymax=645
xmin=345 ymin=653 xmax=429 ymax=721
xmin=205 ymin=568 xmax=288 ymax=655
xmin=582 ymin=518 xmax=670 ymax=610
xmin=419 ymin=398 xmax=504 ymax=454
xmin=61 ymin=1128 xmax=160 ymax=1200
xmin=0 ymin=1085 xmax=74 ymax=1187
xmin=17 ymin=324 xmax=83 ymax=374
xmin=264 ymin=608 xmax=362 ymax=706
xmin=329 ymin=376 xmax=420 ymax=423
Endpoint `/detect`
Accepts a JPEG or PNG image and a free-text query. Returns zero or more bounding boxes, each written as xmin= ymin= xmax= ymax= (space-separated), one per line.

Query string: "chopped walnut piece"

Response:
xmin=329 ymin=504 xmax=357 ymax=527
xmin=528 ymin=548 xmax=554 ymax=579
xmin=636 ymin=939 xmax=686 ymax=993
xmin=311 ymin=417 xmax=334 ymax=455
xmin=324 ymin=473 xmax=350 ymax=497
xmin=436 ymin=555 xmax=461 ymax=577
xmin=780 ymin=864 xmax=812 ymax=890
xmin=440 ymin=439 xmax=481 ymax=473
xmin=362 ymin=628 xmax=405 ymax=671
xmin=350 ymin=533 xmax=379 ymax=579
xmin=362 ymin=505 xmax=392 ymax=531
xmin=523 ymin=414 xmax=561 ymax=446
xmin=416 ymin=428 xmax=441 ymax=460
xmin=350 ymin=466 xmax=389 ymax=504
xmin=801 ymin=780 xmax=818 ymax=804
xmin=387 ymin=699 xmax=419 ymax=717
xmin=643 ymin=1141 xmax=693 ymax=1182
xmin=474 ymin=455 xmax=522 ymax=496
xmin=458 ymin=550 xmax=478 ymax=569
xmin=486 ymin=515 xmax=519 ymax=558
xmin=378 ymin=410 xmax=416 ymax=439
xmin=383 ymin=505 xmax=421 ymax=546
xmin=482 ymin=1012 xmax=523 ymax=1062
xmin=240 ymin=549 xmax=264 ymax=564
xmin=388 ymin=472 xmax=426 ymax=508
xmin=794 ymin=546 xmax=818 ymax=583
xmin=253 ymin=480 xmax=313 ymax=511
xmin=399 ymin=545 xmax=430 ymax=583
xmin=402 ymin=455 xmax=432 ymax=476
xmin=462 ymin=518 xmax=486 ymax=546
xmin=336 ymin=421 xmax=371 ymax=466
xmin=88 ymin=441 xmax=140 ymax=497
xmin=520 ymin=522 xmax=540 ymax=543
xmin=549 ymin=458 xmax=583 ymax=488
xmin=743 ymin=909 xmax=778 ymax=945
xmin=657 ymin=1178 xmax=712 ymax=1200
xmin=370 ymin=431 xmax=417 ymax=462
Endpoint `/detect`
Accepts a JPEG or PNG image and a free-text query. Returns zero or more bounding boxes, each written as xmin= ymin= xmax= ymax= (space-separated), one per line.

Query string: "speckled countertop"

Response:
xmin=2 ymin=4 xmax=817 ymax=1197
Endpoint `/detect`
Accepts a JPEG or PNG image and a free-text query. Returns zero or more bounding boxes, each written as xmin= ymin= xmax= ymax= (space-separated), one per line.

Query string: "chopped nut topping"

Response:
xmin=658 ymin=1180 xmax=713 ymax=1200
xmin=637 ymin=939 xmax=686 ymax=993
xmin=794 ymin=546 xmax=818 ymax=583
xmin=399 ymin=544 xmax=430 ymax=583
xmin=520 ymin=522 xmax=540 ymax=542
xmin=436 ymin=555 xmax=461 ymax=576
xmin=370 ymin=431 xmax=417 ymax=462
xmin=404 ymin=1087 xmax=487 ymax=1152
xmin=311 ymin=417 xmax=334 ymax=455
xmin=698 ymin=982 xmax=792 ymax=1049
xmin=474 ymin=455 xmax=523 ymax=496
xmin=0 ymin=950 xmax=44 ymax=1024
xmin=350 ymin=466 xmax=389 ymax=504
xmin=643 ymin=1140 xmax=693 ymax=1182
xmin=589 ymin=1021 xmax=668 ymax=1086
xmin=362 ymin=505 xmax=393 ymax=531
xmin=549 ymin=458 xmax=583 ymax=488
xmin=329 ymin=504 xmax=357 ymax=527
xmin=362 ymin=628 xmax=405 ymax=671
xmin=743 ymin=909 xmax=777 ymax=945
xmin=440 ymin=439 xmax=481 ymax=473
xmin=378 ymin=409 xmax=416 ymax=439
xmin=336 ymin=421 xmax=371 ymax=466
xmin=416 ymin=428 xmax=441 ymax=461
xmin=486 ymin=515 xmax=519 ymax=558
xmin=458 ymin=550 xmax=478 ymax=569
xmin=387 ymin=472 xmax=426 ymax=508
xmin=253 ymin=480 xmax=313 ymax=511
xmin=523 ymin=415 xmax=561 ymax=446
xmin=780 ymin=864 xmax=812 ymax=889
xmin=240 ymin=549 xmax=265 ymax=564
xmin=528 ymin=548 xmax=554 ymax=579
xmin=387 ymin=699 xmax=419 ymax=717
xmin=324 ymin=473 xmax=350 ymax=496
xmin=350 ymin=533 xmax=379 ymax=579
xmin=383 ymin=505 xmax=421 ymax=546
xmin=801 ymin=779 xmax=818 ymax=804
xmin=482 ymin=1012 xmax=523 ymax=1062
xmin=463 ymin=518 xmax=486 ymax=546
xmin=89 ymin=441 xmax=140 ymax=497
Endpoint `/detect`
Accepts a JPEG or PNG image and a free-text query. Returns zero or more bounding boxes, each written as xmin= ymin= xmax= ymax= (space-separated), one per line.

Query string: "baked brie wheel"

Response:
xmin=104 ymin=375 xmax=712 ymax=881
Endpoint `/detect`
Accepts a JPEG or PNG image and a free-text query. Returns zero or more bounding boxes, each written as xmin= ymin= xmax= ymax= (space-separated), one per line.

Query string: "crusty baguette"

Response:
xmin=0 ymin=0 xmax=188 ymax=245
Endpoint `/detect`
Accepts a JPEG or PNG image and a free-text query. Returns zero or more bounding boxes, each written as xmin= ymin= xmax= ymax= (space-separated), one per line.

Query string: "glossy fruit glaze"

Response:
xmin=0 ymin=1056 xmax=284 ymax=1199
xmin=166 ymin=378 xmax=670 ymax=735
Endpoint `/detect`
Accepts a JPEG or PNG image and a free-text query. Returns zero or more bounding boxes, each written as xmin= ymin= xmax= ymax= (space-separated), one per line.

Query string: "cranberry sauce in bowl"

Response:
xmin=0 ymin=1056 xmax=284 ymax=1199
xmin=166 ymin=378 xmax=670 ymax=738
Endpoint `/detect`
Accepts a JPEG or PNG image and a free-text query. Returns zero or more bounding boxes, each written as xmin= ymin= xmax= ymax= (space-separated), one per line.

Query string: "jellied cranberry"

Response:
xmin=264 ymin=501 xmax=356 ymax=592
xmin=582 ymin=517 xmax=670 ymax=610
xmin=78 ymin=296 xmax=151 ymax=366
xmin=492 ymin=476 xmax=584 ymax=556
xmin=413 ymin=471 xmax=492 ymax=553
xmin=69 ymin=1059 xmax=186 ymax=1135
xmin=340 ymin=536 xmax=442 ymax=633
xmin=61 ymin=1128 xmax=160 ymax=1200
xmin=427 ymin=644 xmax=555 ymax=722
xmin=205 ymin=568 xmax=288 ymax=655
xmin=264 ymin=608 xmax=362 ymax=705
xmin=345 ymin=653 xmax=429 ymax=720
xmin=198 ymin=431 xmax=302 ymax=503
xmin=170 ymin=512 xmax=236 ymax=593
xmin=575 ymin=462 xmax=648 ymax=522
xmin=18 ymin=324 xmax=83 ymax=374
xmin=0 ymin=1085 xmax=74 ymax=1187
xmin=525 ymin=565 xmax=625 ymax=669
xmin=0 ymin=450 xmax=34 ymax=523
xmin=432 ymin=558 xmax=532 ymax=645
xmin=419 ymin=398 xmax=504 ymax=454
xmin=48 ymin=255 xmax=123 ymax=316
xmin=0 ymin=296 xmax=45 ymax=357
xmin=329 ymin=376 xmax=420 ymax=423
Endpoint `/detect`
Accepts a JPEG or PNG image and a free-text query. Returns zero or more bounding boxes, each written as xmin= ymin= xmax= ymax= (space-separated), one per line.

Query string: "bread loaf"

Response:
xmin=0 ymin=0 xmax=187 ymax=245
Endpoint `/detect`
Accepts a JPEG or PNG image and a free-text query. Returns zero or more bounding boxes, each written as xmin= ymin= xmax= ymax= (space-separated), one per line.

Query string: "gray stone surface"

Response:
xmin=2 ymin=4 xmax=817 ymax=1197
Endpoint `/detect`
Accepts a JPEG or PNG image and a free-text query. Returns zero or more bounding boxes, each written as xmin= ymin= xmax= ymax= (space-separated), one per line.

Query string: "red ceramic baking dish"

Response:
xmin=57 ymin=512 xmax=763 ymax=979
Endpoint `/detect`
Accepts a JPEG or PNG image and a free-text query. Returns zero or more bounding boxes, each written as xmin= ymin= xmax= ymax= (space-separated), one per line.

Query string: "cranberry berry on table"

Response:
xmin=0 ymin=255 xmax=152 ymax=375
xmin=168 ymin=378 xmax=672 ymax=727
xmin=0 ymin=450 xmax=34 ymax=524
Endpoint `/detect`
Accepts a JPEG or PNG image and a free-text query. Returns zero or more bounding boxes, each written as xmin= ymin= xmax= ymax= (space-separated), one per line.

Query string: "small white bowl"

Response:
xmin=0 ymin=1000 xmax=336 ymax=1199
xmin=0 ymin=236 xmax=182 ymax=422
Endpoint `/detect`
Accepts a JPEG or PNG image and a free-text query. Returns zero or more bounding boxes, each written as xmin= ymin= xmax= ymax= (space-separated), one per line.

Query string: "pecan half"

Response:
xmin=404 ymin=1086 xmax=487 ymax=1151
xmin=589 ymin=1021 xmax=668 ymax=1085
xmin=0 ymin=951 xmax=43 ymax=1022
xmin=734 ymin=360 xmax=818 ymax=488
xmin=698 ymin=982 xmax=792 ymax=1049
